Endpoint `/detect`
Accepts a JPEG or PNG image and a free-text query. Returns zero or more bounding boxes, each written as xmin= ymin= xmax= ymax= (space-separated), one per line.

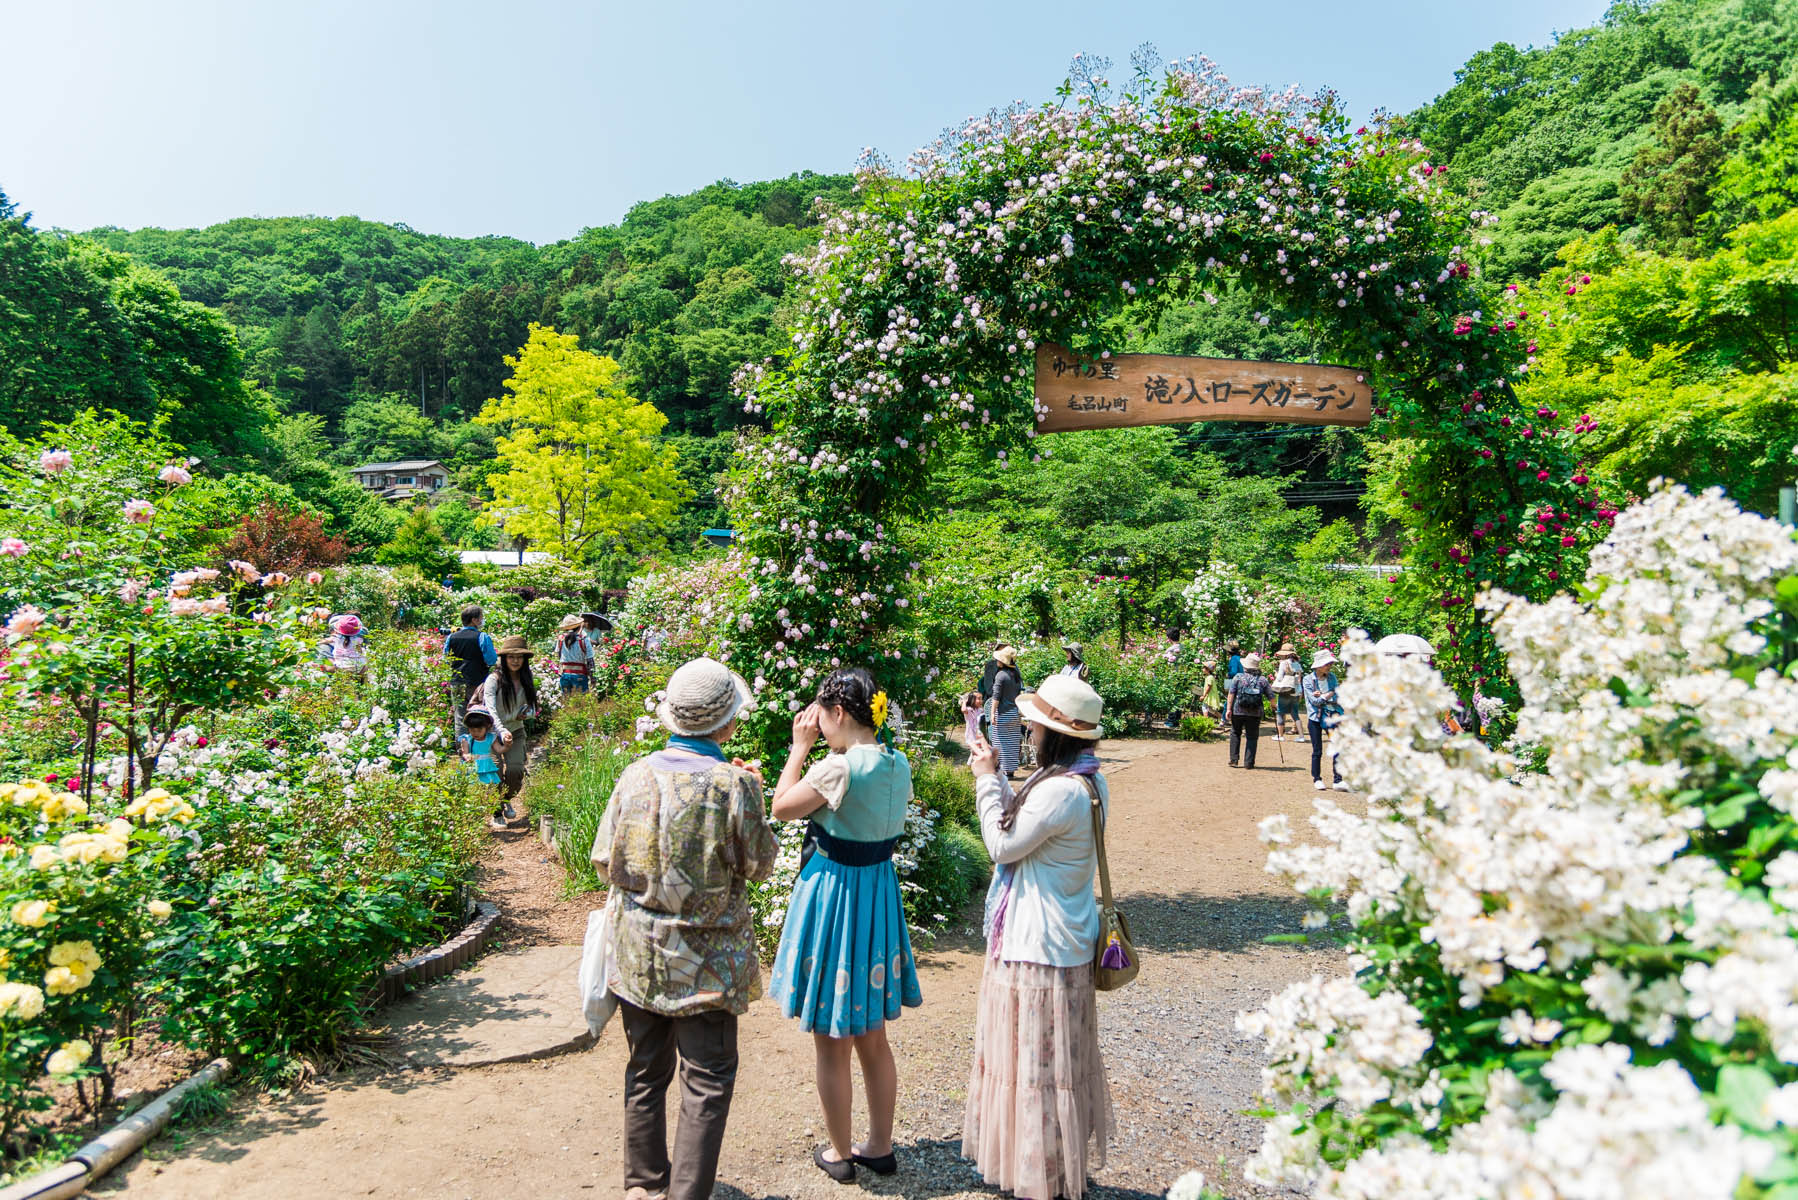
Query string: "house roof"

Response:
xmin=458 ymin=550 xmax=553 ymax=566
xmin=351 ymin=459 xmax=447 ymax=474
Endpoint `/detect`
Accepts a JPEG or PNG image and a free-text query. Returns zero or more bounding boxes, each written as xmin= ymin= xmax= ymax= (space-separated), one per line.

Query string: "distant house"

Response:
xmin=350 ymin=460 xmax=450 ymax=502
xmin=457 ymin=549 xmax=552 ymax=568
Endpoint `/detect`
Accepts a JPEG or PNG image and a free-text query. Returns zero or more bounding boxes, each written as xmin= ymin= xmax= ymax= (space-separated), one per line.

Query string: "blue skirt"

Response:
xmin=770 ymin=854 xmax=923 ymax=1037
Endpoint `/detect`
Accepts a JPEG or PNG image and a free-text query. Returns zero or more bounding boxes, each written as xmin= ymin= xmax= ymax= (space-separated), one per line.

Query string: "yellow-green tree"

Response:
xmin=476 ymin=324 xmax=686 ymax=558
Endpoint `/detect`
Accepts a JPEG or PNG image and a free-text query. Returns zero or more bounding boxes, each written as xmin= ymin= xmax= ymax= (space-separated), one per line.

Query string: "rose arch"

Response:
xmin=724 ymin=59 xmax=1605 ymax=748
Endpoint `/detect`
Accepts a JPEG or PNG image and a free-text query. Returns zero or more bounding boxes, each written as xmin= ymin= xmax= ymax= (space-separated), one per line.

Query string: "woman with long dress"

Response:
xmin=988 ymin=645 xmax=1024 ymax=778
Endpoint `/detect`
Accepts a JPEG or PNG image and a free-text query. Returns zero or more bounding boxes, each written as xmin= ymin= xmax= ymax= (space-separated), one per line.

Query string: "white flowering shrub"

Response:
xmin=1235 ymin=483 xmax=1798 ymax=1198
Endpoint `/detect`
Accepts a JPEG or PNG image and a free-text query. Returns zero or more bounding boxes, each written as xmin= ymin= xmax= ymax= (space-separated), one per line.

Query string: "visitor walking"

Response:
xmin=554 ymin=614 xmax=594 ymax=695
xmin=442 ymin=604 xmax=496 ymax=736
xmin=976 ymin=640 xmax=1005 ymax=739
xmin=457 ymin=704 xmax=509 ymax=829
xmin=590 ymin=657 xmax=778 ymax=1200
xmin=988 ymin=646 xmax=1024 ymax=778
xmin=1303 ymin=650 xmax=1349 ymax=792
xmin=1225 ymin=639 xmax=1243 ymax=679
xmin=480 ymin=635 xmax=538 ymax=824
xmin=1270 ymin=643 xmax=1303 ymax=741
xmin=768 ymin=668 xmax=922 ymax=1182
xmin=1059 ymin=642 xmax=1090 ymax=681
xmin=964 ymin=673 xmax=1114 ymax=1200
xmin=1226 ymin=652 xmax=1269 ymax=769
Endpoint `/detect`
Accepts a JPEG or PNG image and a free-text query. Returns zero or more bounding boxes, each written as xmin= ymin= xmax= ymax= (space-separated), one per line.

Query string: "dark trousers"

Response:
xmin=1310 ymin=719 xmax=1339 ymax=783
xmin=1229 ymin=713 xmax=1261 ymax=767
xmin=620 ymin=999 xmax=739 ymax=1200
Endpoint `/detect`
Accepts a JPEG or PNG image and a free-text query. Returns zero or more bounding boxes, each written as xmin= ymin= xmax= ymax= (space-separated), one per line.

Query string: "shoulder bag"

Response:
xmin=1078 ymin=776 xmax=1140 ymax=991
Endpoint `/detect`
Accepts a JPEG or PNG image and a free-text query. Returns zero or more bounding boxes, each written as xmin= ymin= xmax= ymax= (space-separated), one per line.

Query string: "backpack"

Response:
xmin=1233 ymin=673 xmax=1267 ymax=714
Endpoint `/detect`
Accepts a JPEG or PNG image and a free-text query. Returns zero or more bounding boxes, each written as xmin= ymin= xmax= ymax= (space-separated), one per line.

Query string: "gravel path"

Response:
xmin=101 ymin=735 xmax=1339 ymax=1200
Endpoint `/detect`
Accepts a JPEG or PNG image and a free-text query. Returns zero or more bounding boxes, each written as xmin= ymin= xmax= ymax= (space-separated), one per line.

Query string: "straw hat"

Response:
xmin=1017 ymin=674 xmax=1104 ymax=740
xmin=1311 ymin=650 xmax=1339 ymax=670
xmin=557 ymin=614 xmax=584 ymax=632
xmin=497 ymin=635 xmax=531 ymax=657
xmin=658 ymin=657 xmax=753 ymax=737
xmin=993 ymin=645 xmax=1018 ymax=666
xmin=1276 ymin=642 xmax=1298 ymax=658
xmin=1242 ymin=653 xmax=1263 ymax=671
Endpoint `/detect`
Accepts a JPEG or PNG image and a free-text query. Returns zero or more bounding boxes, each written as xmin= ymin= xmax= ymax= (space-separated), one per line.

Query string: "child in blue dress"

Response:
xmin=458 ymin=705 xmax=509 ymax=829
xmin=770 ymin=668 xmax=922 ymax=1183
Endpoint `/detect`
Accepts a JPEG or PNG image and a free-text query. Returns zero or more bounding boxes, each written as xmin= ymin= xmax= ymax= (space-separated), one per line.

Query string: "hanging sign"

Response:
xmin=1034 ymin=344 xmax=1373 ymax=434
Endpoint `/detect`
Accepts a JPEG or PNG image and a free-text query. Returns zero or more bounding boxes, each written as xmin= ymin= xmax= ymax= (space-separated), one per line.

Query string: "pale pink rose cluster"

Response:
xmin=38 ymin=450 xmax=72 ymax=475
xmin=0 ymin=538 xmax=25 ymax=557
xmin=122 ymin=499 xmax=155 ymax=524
xmin=157 ymin=464 xmax=192 ymax=487
xmin=4 ymin=606 xmax=47 ymax=638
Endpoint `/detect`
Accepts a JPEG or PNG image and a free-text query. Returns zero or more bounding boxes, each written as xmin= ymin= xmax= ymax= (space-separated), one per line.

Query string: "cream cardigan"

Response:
xmin=974 ymin=770 xmax=1109 ymax=968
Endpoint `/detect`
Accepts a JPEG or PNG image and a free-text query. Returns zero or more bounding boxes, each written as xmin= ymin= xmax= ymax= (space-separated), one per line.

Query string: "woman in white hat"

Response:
xmin=963 ymin=673 xmax=1114 ymax=1200
xmin=988 ymin=646 xmax=1025 ymax=778
xmin=591 ymin=658 xmax=778 ymax=1200
xmin=554 ymin=614 xmax=594 ymax=695
xmin=1301 ymin=651 xmax=1350 ymax=792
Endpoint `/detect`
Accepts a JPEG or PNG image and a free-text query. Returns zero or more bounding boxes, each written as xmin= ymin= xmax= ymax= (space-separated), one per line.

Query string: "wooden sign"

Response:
xmin=1034 ymin=344 xmax=1372 ymax=434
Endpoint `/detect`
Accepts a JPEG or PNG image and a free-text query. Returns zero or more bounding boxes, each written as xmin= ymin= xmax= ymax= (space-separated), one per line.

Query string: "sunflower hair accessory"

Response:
xmin=870 ymin=690 xmax=889 ymax=730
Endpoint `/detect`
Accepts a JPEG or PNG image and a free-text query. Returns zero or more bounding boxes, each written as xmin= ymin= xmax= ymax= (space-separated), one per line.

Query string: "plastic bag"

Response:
xmin=577 ymin=892 xmax=620 ymax=1039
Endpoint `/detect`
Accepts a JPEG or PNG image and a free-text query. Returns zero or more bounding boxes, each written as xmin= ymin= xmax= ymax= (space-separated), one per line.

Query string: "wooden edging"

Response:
xmin=0 ymin=899 xmax=504 ymax=1198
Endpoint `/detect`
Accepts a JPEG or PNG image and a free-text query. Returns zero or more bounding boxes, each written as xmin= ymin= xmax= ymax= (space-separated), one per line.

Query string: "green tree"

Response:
xmin=376 ymin=503 xmax=456 ymax=577
xmin=1620 ymin=82 xmax=1728 ymax=253
xmin=476 ymin=324 xmax=687 ymax=559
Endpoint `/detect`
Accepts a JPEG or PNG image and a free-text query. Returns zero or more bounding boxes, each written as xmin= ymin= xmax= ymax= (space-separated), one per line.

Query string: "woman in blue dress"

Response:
xmin=770 ymin=668 xmax=923 ymax=1183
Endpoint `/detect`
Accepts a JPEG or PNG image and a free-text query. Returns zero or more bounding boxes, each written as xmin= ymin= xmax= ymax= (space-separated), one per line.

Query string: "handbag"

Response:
xmin=1078 ymin=776 xmax=1140 ymax=991
xmin=577 ymin=889 xmax=621 ymax=1039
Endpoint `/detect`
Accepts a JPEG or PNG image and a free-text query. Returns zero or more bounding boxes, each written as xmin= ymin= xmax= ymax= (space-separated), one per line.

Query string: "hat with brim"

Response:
xmin=334 ymin=615 xmax=362 ymax=636
xmin=1064 ymin=642 xmax=1083 ymax=657
xmin=557 ymin=614 xmax=584 ymax=632
xmin=1311 ymin=650 xmax=1340 ymax=670
xmin=993 ymin=645 xmax=1018 ymax=666
xmin=1242 ymin=653 xmax=1263 ymax=671
xmin=498 ymin=635 xmax=531 ymax=657
xmin=1276 ymin=643 xmax=1298 ymax=657
xmin=464 ymin=704 xmax=498 ymax=726
xmin=1017 ymin=674 xmax=1104 ymax=740
xmin=658 ymin=657 xmax=753 ymax=738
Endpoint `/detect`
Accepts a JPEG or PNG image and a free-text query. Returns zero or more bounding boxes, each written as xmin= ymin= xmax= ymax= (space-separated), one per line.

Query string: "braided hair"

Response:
xmin=815 ymin=667 xmax=879 ymax=731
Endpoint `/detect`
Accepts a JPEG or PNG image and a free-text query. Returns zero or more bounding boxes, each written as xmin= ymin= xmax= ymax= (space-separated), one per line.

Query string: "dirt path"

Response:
xmin=100 ymin=736 xmax=1337 ymax=1200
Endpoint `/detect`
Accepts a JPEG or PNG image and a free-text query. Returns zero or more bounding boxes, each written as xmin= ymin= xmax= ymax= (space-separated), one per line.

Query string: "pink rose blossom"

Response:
xmin=260 ymin=572 xmax=291 ymax=587
xmin=306 ymin=571 xmax=324 ymax=586
xmin=228 ymin=559 xmax=260 ymax=582
xmin=118 ymin=579 xmax=144 ymax=602
xmin=39 ymin=450 xmax=72 ymax=475
xmin=123 ymin=499 xmax=156 ymax=524
xmin=158 ymin=464 xmax=193 ymax=487
xmin=0 ymin=538 xmax=25 ymax=557
xmin=199 ymin=597 xmax=229 ymax=615
xmin=4 ymin=606 xmax=47 ymax=638
xmin=168 ymin=598 xmax=202 ymax=617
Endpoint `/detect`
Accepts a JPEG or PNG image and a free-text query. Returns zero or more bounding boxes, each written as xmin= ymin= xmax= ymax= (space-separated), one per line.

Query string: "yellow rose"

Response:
xmin=9 ymin=900 xmax=53 ymax=928
xmin=48 ymin=941 xmax=101 ymax=973
xmin=146 ymin=899 xmax=172 ymax=921
xmin=0 ymin=981 xmax=44 ymax=1019
xmin=40 ymin=794 xmax=87 ymax=822
xmin=28 ymin=846 xmax=57 ymax=871
xmin=43 ymin=966 xmax=82 ymax=996
xmin=45 ymin=1038 xmax=91 ymax=1079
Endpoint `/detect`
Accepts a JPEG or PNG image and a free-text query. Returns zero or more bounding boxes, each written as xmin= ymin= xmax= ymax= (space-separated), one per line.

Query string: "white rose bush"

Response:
xmin=1234 ymin=483 xmax=1798 ymax=1199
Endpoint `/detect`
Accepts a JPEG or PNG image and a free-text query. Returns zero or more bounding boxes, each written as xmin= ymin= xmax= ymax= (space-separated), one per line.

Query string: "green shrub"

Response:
xmin=550 ymin=749 xmax=632 ymax=894
xmin=907 ymin=822 xmax=990 ymax=935
xmin=912 ymin=755 xmax=978 ymax=831
xmin=1179 ymin=714 xmax=1218 ymax=742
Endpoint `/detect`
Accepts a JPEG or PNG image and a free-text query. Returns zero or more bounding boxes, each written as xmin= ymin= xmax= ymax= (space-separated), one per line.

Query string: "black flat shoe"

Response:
xmin=852 ymin=1151 xmax=897 ymax=1175
xmin=814 ymin=1146 xmax=856 ymax=1183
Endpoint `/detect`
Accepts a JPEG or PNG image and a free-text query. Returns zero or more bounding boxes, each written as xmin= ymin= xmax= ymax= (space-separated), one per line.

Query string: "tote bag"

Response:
xmin=577 ymin=889 xmax=621 ymax=1038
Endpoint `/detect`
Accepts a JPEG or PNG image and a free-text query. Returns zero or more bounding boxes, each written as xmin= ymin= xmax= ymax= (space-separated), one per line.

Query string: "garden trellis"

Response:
xmin=726 ymin=56 xmax=1607 ymax=750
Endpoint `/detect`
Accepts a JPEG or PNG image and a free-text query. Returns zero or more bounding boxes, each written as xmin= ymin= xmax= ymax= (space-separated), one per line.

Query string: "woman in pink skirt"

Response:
xmin=964 ymin=673 xmax=1114 ymax=1200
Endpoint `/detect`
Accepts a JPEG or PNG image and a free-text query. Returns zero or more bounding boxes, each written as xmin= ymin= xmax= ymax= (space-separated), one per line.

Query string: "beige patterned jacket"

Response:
xmin=591 ymin=748 xmax=779 ymax=1016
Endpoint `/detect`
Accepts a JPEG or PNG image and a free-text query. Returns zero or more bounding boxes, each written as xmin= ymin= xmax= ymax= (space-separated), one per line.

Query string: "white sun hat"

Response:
xmin=1016 ymin=674 xmax=1105 ymax=740
xmin=1375 ymin=633 xmax=1435 ymax=657
xmin=1311 ymin=650 xmax=1340 ymax=670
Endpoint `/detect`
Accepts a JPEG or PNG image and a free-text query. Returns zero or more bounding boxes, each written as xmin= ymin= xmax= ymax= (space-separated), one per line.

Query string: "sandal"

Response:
xmin=813 ymin=1146 xmax=857 ymax=1184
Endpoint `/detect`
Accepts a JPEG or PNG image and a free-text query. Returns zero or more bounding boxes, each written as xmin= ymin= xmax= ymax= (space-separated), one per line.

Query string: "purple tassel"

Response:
xmin=1100 ymin=938 xmax=1130 ymax=970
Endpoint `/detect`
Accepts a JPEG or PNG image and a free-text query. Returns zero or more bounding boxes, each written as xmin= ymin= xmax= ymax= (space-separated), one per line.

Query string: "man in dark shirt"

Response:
xmin=443 ymin=604 xmax=497 ymax=736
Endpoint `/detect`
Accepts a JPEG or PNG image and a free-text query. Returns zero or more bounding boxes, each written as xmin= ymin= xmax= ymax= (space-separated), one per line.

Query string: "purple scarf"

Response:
xmin=987 ymin=750 xmax=1102 ymax=959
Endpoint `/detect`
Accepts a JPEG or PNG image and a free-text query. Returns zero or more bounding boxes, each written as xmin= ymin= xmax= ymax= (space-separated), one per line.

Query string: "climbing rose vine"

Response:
xmin=725 ymin=56 xmax=1601 ymax=750
xmin=1236 ymin=483 xmax=1798 ymax=1199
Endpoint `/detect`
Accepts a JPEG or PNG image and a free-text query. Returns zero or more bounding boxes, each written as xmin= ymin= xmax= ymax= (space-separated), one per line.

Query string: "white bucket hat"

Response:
xmin=1311 ymin=650 xmax=1339 ymax=670
xmin=658 ymin=657 xmax=753 ymax=737
xmin=1016 ymin=674 xmax=1104 ymax=740
xmin=1242 ymin=653 xmax=1262 ymax=671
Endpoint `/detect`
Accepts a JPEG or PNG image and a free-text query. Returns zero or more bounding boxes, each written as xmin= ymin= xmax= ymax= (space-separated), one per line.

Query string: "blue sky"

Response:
xmin=4 ymin=0 xmax=1611 ymax=244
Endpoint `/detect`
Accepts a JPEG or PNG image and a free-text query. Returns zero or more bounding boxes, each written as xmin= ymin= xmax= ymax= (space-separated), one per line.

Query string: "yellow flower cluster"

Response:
xmin=36 ymin=819 xmax=134 ymax=869
xmin=0 ymin=982 xmax=45 ymax=1020
xmin=44 ymin=941 xmax=101 ymax=995
xmin=124 ymin=788 xmax=195 ymax=825
xmin=45 ymin=1038 xmax=91 ymax=1079
xmin=0 ymin=780 xmax=87 ymax=823
xmin=9 ymin=900 xmax=54 ymax=928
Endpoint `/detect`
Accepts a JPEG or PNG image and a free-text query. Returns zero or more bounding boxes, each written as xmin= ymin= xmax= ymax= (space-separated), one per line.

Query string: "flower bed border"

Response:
xmin=0 ymin=899 xmax=502 ymax=1199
